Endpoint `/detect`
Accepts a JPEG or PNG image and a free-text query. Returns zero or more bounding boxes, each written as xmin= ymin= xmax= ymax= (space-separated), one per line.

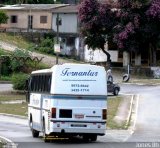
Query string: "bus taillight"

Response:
xmin=102 ymin=109 xmax=107 ymax=120
xmin=51 ymin=108 xmax=56 ymax=118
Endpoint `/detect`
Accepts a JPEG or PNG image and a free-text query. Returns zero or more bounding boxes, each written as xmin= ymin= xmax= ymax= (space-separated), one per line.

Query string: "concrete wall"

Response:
xmin=59 ymin=37 xmax=80 ymax=57
xmin=84 ymin=46 xmax=119 ymax=63
xmin=52 ymin=13 xmax=78 ymax=33
xmin=0 ymin=10 xmax=52 ymax=30
xmin=151 ymin=67 xmax=160 ymax=78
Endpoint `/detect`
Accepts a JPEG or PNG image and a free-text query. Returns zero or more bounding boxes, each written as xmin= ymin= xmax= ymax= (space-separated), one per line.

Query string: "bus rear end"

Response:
xmin=49 ymin=64 xmax=107 ymax=141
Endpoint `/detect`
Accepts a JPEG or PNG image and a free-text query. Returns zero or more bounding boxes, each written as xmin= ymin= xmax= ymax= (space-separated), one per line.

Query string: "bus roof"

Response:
xmin=31 ymin=63 xmax=105 ymax=74
xmin=31 ymin=68 xmax=52 ymax=74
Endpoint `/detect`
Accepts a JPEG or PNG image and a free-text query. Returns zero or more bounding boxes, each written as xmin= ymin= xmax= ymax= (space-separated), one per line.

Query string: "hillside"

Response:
xmin=0 ymin=33 xmax=81 ymax=67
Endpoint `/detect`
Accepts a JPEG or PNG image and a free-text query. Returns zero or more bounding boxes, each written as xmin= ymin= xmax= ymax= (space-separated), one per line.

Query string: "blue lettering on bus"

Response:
xmin=61 ymin=68 xmax=98 ymax=77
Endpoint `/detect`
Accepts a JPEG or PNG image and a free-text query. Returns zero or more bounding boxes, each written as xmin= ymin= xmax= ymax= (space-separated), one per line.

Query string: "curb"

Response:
xmin=0 ymin=113 xmax=27 ymax=119
xmin=120 ymin=82 xmax=160 ymax=86
xmin=0 ymin=136 xmax=17 ymax=148
xmin=125 ymin=94 xmax=134 ymax=128
xmin=128 ymin=94 xmax=139 ymax=134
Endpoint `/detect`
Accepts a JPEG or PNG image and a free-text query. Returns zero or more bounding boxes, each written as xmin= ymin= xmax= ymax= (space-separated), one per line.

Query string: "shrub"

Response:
xmin=35 ymin=37 xmax=54 ymax=54
xmin=0 ymin=53 xmax=12 ymax=76
xmin=10 ymin=48 xmax=31 ymax=72
xmin=1 ymin=59 xmax=11 ymax=76
xmin=11 ymin=73 xmax=29 ymax=90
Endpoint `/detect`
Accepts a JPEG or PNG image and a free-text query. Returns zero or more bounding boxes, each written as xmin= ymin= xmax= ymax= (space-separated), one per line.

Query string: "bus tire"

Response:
xmin=42 ymin=120 xmax=49 ymax=143
xmin=30 ymin=119 xmax=39 ymax=138
xmin=83 ymin=135 xmax=90 ymax=142
xmin=90 ymin=135 xmax=97 ymax=142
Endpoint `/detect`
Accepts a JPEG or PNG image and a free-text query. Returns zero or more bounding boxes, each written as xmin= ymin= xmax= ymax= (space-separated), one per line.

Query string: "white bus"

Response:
xmin=26 ymin=63 xmax=107 ymax=142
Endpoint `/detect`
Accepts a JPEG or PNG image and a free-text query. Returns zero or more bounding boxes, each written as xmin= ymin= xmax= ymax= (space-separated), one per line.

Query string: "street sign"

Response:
xmin=54 ymin=44 xmax=61 ymax=53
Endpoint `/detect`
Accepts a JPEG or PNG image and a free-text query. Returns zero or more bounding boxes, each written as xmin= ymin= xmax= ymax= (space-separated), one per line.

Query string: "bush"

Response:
xmin=0 ymin=48 xmax=6 ymax=55
xmin=10 ymin=48 xmax=31 ymax=72
xmin=0 ymin=49 xmax=11 ymax=76
xmin=1 ymin=60 xmax=11 ymax=76
xmin=11 ymin=73 xmax=29 ymax=90
xmin=35 ymin=37 xmax=54 ymax=54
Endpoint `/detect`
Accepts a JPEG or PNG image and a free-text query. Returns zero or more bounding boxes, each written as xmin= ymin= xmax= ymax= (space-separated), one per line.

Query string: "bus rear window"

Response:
xmin=30 ymin=74 xmax=51 ymax=93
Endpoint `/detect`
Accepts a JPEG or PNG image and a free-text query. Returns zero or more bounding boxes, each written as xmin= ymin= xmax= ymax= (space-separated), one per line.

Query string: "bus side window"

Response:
xmin=33 ymin=76 xmax=36 ymax=92
xmin=42 ymin=75 xmax=46 ymax=92
xmin=47 ymin=75 xmax=51 ymax=93
xmin=44 ymin=75 xmax=47 ymax=93
xmin=30 ymin=76 xmax=34 ymax=92
xmin=25 ymin=78 xmax=29 ymax=103
xmin=35 ymin=75 xmax=40 ymax=92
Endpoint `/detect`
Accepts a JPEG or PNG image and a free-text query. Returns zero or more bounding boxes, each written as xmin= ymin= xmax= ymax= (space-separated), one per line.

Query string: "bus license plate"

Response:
xmin=71 ymin=124 xmax=86 ymax=127
xmin=75 ymin=114 xmax=84 ymax=119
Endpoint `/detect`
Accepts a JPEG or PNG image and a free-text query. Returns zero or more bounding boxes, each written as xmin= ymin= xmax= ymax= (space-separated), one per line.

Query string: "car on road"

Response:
xmin=107 ymin=81 xmax=120 ymax=95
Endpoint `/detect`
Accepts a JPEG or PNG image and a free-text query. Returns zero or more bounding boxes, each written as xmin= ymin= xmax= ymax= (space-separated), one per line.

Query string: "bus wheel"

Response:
xmin=30 ymin=120 xmax=39 ymax=138
xmin=42 ymin=120 xmax=49 ymax=143
xmin=82 ymin=135 xmax=90 ymax=142
xmin=90 ymin=135 xmax=97 ymax=141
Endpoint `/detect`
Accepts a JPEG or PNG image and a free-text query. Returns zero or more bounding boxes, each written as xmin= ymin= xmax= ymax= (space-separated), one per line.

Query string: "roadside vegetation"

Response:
xmin=0 ymin=32 xmax=81 ymax=89
xmin=107 ymin=96 xmax=127 ymax=129
xmin=0 ymin=143 xmax=4 ymax=148
xmin=0 ymin=33 xmax=31 ymax=49
xmin=0 ymin=48 xmax=49 ymax=89
xmin=0 ymin=92 xmax=25 ymax=102
xmin=0 ymin=103 xmax=27 ymax=116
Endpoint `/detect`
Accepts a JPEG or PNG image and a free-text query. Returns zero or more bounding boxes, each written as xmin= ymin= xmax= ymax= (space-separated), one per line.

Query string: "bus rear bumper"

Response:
xmin=51 ymin=128 xmax=106 ymax=136
xmin=49 ymin=121 xmax=106 ymax=136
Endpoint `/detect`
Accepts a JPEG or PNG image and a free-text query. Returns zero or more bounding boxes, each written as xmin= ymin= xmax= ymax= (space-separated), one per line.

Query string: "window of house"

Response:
xmin=40 ymin=16 xmax=47 ymax=24
xmin=11 ymin=15 xmax=18 ymax=23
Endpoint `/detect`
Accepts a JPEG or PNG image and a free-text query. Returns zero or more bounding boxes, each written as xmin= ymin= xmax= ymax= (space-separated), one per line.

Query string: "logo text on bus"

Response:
xmin=61 ymin=68 xmax=98 ymax=76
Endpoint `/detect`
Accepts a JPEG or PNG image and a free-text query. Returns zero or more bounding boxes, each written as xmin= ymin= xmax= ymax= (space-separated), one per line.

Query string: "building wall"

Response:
xmin=61 ymin=0 xmax=80 ymax=4
xmin=84 ymin=46 xmax=119 ymax=63
xmin=0 ymin=10 xmax=52 ymax=30
xmin=52 ymin=13 xmax=78 ymax=33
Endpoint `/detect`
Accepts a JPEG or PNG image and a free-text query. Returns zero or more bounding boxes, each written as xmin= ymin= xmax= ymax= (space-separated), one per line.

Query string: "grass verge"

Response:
xmin=107 ymin=95 xmax=127 ymax=129
xmin=0 ymin=94 xmax=25 ymax=102
xmin=0 ymin=143 xmax=4 ymax=148
xmin=0 ymin=103 xmax=27 ymax=116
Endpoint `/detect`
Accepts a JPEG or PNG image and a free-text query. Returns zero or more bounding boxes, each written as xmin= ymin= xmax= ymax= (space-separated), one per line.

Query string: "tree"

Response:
xmin=113 ymin=0 xmax=160 ymax=66
xmin=145 ymin=0 xmax=160 ymax=65
xmin=113 ymin=0 xmax=149 ymax=51
xmin=78 ymin=0 xmax=117 ymax=66
xmin=0 ymin=10 xmax=8 ymax=25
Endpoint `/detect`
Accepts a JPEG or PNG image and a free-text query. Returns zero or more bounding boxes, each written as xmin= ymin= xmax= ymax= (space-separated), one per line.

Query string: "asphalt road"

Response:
xmin=0 ymin=115 xmax=132 ymax=148
xmin=120 ymin=84 xmax=160 ymax=142
xmin=1 ymin=84 xmax=160 ymax=148
xmin=0 ymin=83 xmax=13 ymax=92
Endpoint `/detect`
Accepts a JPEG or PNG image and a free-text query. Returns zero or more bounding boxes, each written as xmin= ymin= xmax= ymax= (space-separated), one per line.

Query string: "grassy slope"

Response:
xmin=0 ymin=33 xmax=32 ymax=49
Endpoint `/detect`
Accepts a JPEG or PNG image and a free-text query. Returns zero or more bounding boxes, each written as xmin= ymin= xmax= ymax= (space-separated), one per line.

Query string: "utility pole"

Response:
xmin=55 ymin=13 xmax=61 ymax=64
